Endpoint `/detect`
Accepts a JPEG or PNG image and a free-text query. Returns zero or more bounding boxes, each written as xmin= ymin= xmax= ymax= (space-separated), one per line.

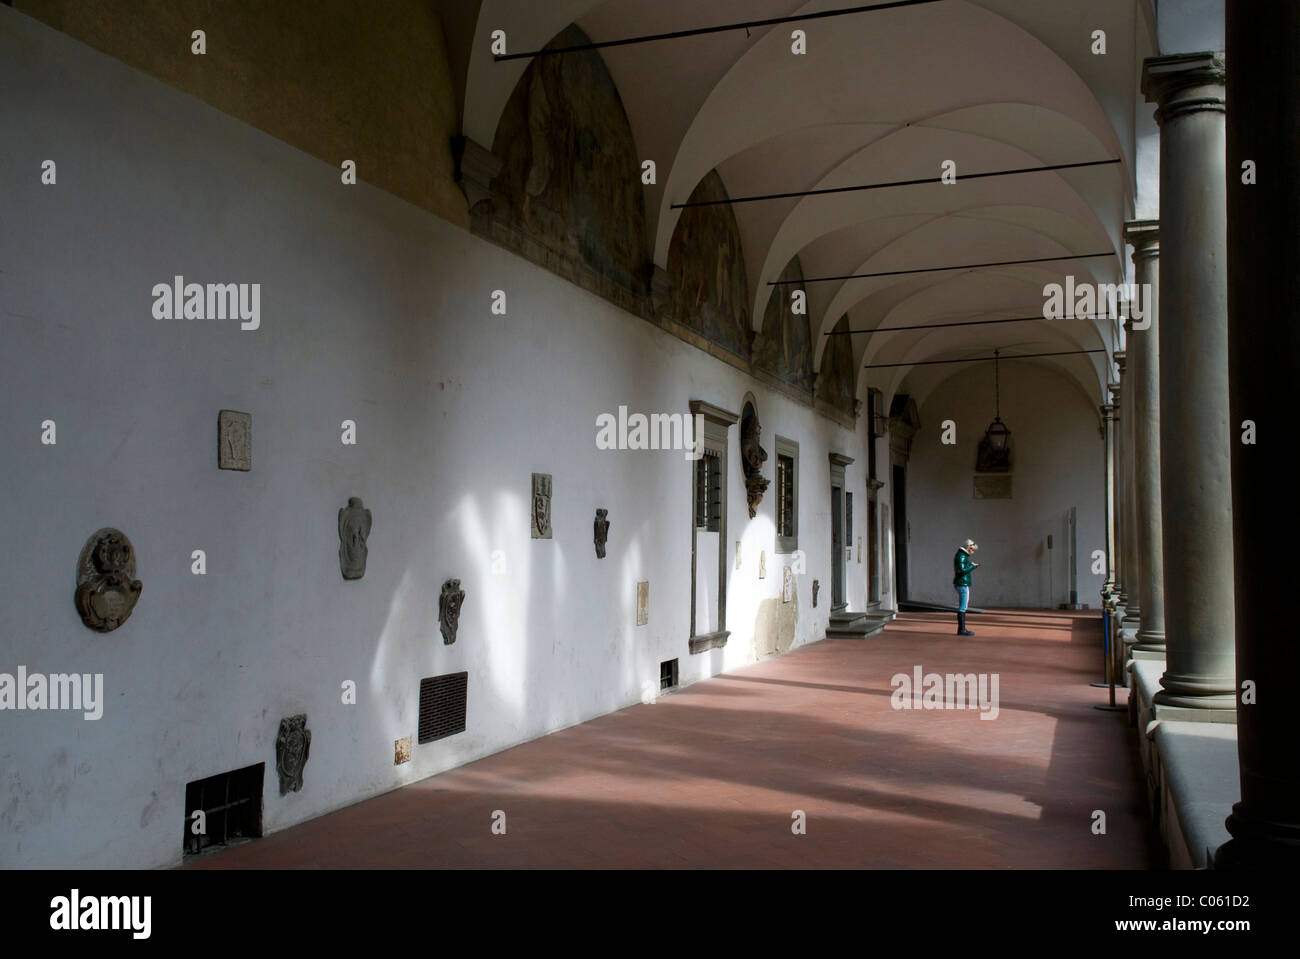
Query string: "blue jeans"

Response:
xmin=955 ymin=586 xmax=969 ymax=612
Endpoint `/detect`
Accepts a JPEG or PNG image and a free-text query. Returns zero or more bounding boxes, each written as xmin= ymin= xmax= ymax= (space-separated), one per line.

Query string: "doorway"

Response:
xmin=892 ymin=464 xmax=908 ymax=601
xmin=868 ymin=496 xmax=879 ymax=605
xmin=831 ymin=483 xmax=845 ymax=610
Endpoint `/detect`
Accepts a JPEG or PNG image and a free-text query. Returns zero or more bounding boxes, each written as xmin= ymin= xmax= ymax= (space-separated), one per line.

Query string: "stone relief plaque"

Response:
xmin=813 ymin=579 xmax=820 ymax=607
xmin=593 ymin=508 xmax=609 ymax=558
xmin=740 ymin=405 xmax=770 ymax=518
xmin=759 ymin=549 xmax=767 ymax=579
xmin=974 ymin=474 xmax=1013 ymax=499
xmin=439 ymin=578 xmax=465 ymax=645
xmin=74 ymin=528 xmax=143 ymax=632
xmin=338 ymin=497 xmax=372 ymax=580
xmin=782 ymin=565 xmax=794 ymax=604
xmin=394 ymin=736 xmax=412 ymax=765
xmin=531 ymin=473 xmax=552 ymax=538
xmin=636 ymin=581 xmax=649 ymax=626
xmin=275 ymin=714 xmax=311 ymax=795
xmin=217 ymin=410 xmax=251 ymax=471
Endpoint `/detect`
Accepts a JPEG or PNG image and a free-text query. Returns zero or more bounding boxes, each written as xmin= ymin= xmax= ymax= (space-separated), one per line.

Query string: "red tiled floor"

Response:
xmin=188 ymin=609 xmax=1150 ymax=869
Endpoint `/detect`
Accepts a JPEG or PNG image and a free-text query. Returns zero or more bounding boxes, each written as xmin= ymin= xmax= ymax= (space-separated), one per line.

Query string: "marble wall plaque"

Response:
xmin=531 ymin=473 xmax=552 ymax=538
xmin=974 ymin=474 xmax=1013 ymax=499
xmin=636 ymin=581 xmax=649 ymax=626
xmin=782 ymin=566 xmax=794 ymax=603
xmin=75 ymin=528 xmax=143 ymax=632
xmin=759 ymin=550 xmax=766 ymax=579
xmin=217 ymin=410 xmax=251 ymax=470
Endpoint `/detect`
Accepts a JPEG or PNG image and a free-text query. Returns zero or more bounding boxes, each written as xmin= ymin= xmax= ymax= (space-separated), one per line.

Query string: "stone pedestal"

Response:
xmin=1142 ymin=52 xmax=1235 ymax=712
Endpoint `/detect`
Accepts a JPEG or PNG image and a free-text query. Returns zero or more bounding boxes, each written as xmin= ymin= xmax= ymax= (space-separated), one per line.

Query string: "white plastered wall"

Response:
xmin=0 ymin=12 xmax=862 ymax=868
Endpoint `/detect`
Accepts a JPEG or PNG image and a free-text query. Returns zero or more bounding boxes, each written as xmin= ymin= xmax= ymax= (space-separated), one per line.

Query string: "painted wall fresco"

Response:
xmin=488 ymin=25 xmax=649 ymax=296
xmin=667 ymin=170 xmax=751 ymax=359
xmin=16 ymin=0 xmax=468 ymax=226
xmin=752 ymin=255 xmax=813 ymax=393
xmin=817 ymin=315 xmax=857 ymax=417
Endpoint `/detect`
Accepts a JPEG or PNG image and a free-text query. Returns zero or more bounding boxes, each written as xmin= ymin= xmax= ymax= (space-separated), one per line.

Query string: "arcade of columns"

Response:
xmin=1102 ymin=11 xmax=1300 ymax=867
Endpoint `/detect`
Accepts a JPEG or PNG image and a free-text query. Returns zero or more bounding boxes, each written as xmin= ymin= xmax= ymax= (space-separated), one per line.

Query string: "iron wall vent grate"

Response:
xmin=419 ymin=671 xmax=468 ymax=744
xmin=183 ymin=762 xmax=264 ymax=857
xmin=660 ymin=659 xmax=679 ymax=691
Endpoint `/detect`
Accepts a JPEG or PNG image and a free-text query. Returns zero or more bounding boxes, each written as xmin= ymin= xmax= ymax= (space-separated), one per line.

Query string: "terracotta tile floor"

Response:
xmin=188 ymin=610 xmax=1151 ymax=869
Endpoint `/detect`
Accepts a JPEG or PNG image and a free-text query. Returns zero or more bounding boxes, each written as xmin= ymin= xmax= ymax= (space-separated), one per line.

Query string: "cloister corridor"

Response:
xmin=189 ymin=611 xmax=1151 ymax=869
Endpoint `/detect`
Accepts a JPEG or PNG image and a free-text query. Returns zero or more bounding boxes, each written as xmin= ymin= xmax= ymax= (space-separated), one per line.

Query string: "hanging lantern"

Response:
xmin=977 ymin=349 xmax=1012 ymax=471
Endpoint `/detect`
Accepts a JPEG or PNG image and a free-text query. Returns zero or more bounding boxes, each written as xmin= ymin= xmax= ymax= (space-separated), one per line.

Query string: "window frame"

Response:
xmin=774 ymin=435 xmax=799 ymax=554
xmin=689 ymin=400 xmax=738 ymax=654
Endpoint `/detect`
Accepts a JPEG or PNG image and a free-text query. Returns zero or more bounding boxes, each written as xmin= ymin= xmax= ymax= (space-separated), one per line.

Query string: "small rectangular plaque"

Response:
xmin=218 ymin=410 xmax=251 ymax=470
xmin=636 ymin=581 xmax=649 ymax=626
xmin=974 ymin=474 xmax=1013 ymax=499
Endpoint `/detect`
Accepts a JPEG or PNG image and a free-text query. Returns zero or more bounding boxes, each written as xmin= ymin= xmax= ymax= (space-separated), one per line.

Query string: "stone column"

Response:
xmin=1108 ymin=373 xmax=1126 ymax=622
xmin=1216 ymin=5 xmax=1300 ymax=867
xmin=1142 ymin=52 xmax=1235 ymax=711
xmin=1125 ymin=222 xmax=1165 ymax=657
xmin=1100 ymin=401 xmax=1117 ymax=603
xmin=1118 ymin=348 xmax=1138 ymax=639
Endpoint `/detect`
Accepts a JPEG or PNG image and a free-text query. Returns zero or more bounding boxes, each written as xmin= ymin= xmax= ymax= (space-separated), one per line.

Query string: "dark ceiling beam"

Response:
xmin=825 ymin=314 xmax=1119 ymax=335
xmin=672 ymin=159 xmax=1122 ymax=209
xmin=774 ymin=251 xmax=1114 ymax=286
xmin=862 ymin=347 xmax=1105 ymax=370
xmin=494 ymin=0 xmax=946 ymax=61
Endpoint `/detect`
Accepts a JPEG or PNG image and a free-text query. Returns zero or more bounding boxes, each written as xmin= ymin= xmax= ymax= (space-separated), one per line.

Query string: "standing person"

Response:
xmin=953 ymin=539 xmax=979 ymax=636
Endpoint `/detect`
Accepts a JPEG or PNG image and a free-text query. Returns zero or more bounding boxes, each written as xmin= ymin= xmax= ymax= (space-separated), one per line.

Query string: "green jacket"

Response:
xmin=953 ymin=548 xmax=976 ymax=587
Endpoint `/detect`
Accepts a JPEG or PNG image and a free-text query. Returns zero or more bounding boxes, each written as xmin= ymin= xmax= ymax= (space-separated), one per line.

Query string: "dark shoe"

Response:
xmin=958 ymin=611 xmax=974 ymax=637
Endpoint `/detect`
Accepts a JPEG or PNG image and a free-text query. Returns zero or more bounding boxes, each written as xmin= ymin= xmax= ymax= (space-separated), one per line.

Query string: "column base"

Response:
xmin=1153 ymin=687 xmax=1237 ymax=712
xmin=1132 ymin=628 xmax=1165 ymax=659
xmin=1215 ymin=807 xmax=1300 ymax=869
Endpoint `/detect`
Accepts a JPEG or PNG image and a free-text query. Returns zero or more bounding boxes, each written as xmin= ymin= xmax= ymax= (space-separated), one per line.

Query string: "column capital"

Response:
xmin=450 ymin=136 xmax=503 ymax=213
xmin=1114 ymin=350 xmax=1127 ymax=376
xmin=1124 ymin=220 xmax=1160 ymax=262
xmin=1142 ymin=52 xmax=1226 ymax=124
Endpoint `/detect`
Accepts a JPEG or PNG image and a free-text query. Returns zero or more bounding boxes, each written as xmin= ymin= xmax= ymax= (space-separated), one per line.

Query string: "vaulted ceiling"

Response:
xmin=446 ymin=0 xmax=1159 ymax=410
